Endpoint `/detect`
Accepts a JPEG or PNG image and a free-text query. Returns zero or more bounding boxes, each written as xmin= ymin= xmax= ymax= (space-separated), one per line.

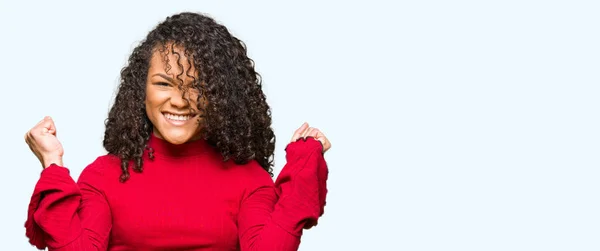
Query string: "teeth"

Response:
xmin=164 ymin=113 xmax=191 ymax=121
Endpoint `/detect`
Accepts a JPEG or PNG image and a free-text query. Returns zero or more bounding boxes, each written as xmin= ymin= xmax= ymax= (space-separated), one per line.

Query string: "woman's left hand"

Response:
xmin=290 ymin=122 xmax=331 ymax=153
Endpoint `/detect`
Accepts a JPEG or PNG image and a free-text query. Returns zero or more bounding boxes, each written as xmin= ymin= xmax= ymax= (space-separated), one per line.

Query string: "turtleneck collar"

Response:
xmin=147 ymin=132 xmax=212 ymax=158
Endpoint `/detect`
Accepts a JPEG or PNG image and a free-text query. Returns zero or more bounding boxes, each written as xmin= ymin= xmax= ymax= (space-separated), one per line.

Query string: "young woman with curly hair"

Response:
xmin=24 ymin=12 xmax=331 ymax=251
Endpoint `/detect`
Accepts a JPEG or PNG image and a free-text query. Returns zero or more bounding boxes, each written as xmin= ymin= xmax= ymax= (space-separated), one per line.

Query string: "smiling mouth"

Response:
xmin=162 ymin=112 xmax=197 ymax=125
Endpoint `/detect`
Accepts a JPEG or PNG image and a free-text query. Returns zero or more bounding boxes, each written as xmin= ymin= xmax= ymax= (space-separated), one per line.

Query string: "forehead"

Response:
xmin=148 ymin=44 xmax=197 ymax=77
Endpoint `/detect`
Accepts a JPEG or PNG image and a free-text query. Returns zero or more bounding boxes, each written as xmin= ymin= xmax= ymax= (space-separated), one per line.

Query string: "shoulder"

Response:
xmin=225 ymin=159 xmax=274 ymax=188
xmin=225 ymin=159 xmax=278 ymax=203
xmin=77 ymin=154 xmax=121 ymax=183
xmin=83 ymin=154 xmax=121 ymax=172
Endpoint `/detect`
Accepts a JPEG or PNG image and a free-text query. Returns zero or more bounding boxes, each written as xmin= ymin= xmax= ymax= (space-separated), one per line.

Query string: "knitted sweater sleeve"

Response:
xmin=237 ymin=137 xmax=329 ymax=250
xmin=25 ymin=158 xmax=112 ymax=250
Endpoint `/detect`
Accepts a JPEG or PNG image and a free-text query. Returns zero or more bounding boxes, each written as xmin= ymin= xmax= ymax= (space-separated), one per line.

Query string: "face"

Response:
xmin=145 ymin=46 xmax=204 ymax=144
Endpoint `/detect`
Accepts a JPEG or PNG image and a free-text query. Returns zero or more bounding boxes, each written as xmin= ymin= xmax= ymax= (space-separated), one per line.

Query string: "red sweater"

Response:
xmin=25 ymin=134 xmax=328 ymax=250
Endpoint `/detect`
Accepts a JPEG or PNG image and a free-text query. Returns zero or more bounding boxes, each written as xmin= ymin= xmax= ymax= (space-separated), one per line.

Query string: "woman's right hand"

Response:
xmin=290 ymin=122 xmax=331 ymax=153
xmin=24 ymin=116 xmax=64 ymax=169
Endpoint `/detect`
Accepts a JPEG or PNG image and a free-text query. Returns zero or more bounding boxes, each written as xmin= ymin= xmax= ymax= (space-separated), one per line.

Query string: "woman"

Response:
xmin=24 ymin=12 xmax=330 ymax=251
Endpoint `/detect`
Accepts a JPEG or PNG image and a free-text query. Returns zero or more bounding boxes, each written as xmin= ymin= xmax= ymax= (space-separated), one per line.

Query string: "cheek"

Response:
xmin=145 ymin=88 xmax=166 ymax=109
xmin=144 ymin=90 xmax=164 ymax=120
xmin=144 ymin=98 xmax=153 ymax=118
xmin=188 ymin=92 xmax=200 ymax=107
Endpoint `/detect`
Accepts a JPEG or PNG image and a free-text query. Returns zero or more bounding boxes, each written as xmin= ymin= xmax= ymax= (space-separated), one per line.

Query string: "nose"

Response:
xmin=169 ymin=88 xmax=191 ymax=109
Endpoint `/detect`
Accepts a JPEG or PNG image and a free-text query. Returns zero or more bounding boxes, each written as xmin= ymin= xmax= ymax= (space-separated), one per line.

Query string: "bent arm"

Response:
xmin=26 ymin=159 xmax=112 ymax=250
xmin=238 ymin=138 xmax=329 ymax=250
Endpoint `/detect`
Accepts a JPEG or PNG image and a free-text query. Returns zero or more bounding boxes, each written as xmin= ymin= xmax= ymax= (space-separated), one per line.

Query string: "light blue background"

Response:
xmin=0 ymin=1 xmax=598 ymax=250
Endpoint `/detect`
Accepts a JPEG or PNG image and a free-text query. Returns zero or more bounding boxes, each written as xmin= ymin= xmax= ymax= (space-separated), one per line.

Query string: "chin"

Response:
xmin=164 ymin=134 xmax=193 ymax=145
xmin=165 ymin=137 xmax=188 ymax=145
xmin=158 ymin=129 xmax=194 ymax=145
xmin=154 ymin=123 xmax=201 ymax=145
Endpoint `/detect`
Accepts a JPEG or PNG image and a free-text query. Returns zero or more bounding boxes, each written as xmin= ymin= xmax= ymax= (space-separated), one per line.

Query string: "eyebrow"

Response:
xmin=152 ymin=73 xmax=174 ymax=83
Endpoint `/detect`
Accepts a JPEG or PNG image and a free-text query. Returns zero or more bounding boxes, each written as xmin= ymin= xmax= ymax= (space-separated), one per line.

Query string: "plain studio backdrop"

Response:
xmin=0 ymin=1 xmax=598 ymax=250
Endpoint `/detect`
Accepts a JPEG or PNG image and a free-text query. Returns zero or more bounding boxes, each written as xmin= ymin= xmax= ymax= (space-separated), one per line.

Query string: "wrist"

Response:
xmin=42 ymin=156 xmax=63 ymax=169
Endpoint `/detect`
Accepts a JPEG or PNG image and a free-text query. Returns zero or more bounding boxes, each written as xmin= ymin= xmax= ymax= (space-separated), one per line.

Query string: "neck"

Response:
xmin=148 ymin=132 xmax=211 ymax=158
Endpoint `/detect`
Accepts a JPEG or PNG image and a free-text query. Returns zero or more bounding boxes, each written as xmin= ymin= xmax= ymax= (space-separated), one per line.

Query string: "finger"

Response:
xmin=25 ymin=131 xmax=34 ymax=143
xmin=291 ymin=122 xmax=309 ymax=142
xmin=34 ymin=116 xmax=48 ymax=127
xmin=324 ymin=140 xmax=331 ymax=151
xmin=322 ymin=138 xmax=331 ymax=152
xmin=46 ymin=117 xmax=57 ymax=135
xmin=307 ymin=128 xmax=321 ymax=138
xmin=302 ymin=127 xmax=315 ymax=139
xmin=39 ymin=117 xmax=56 ymax=136
xmin=315 ymin=130 xmax=325 ymax=140
xmin=315 ymin=131 xmax=331 ymax=152
xmin=25 ymin=134 xmax=38 ymax=157
xmin=25 ymin=132 xmax=37 ymax=149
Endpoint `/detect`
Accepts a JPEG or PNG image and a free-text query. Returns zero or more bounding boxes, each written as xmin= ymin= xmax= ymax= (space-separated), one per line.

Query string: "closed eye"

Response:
xmin=155 ymin=82 xmax=171 ymax=87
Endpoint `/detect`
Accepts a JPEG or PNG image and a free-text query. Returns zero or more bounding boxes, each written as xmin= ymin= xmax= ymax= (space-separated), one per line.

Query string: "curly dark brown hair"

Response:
xmin=103 ymin=12 xmax=275 ymax=182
